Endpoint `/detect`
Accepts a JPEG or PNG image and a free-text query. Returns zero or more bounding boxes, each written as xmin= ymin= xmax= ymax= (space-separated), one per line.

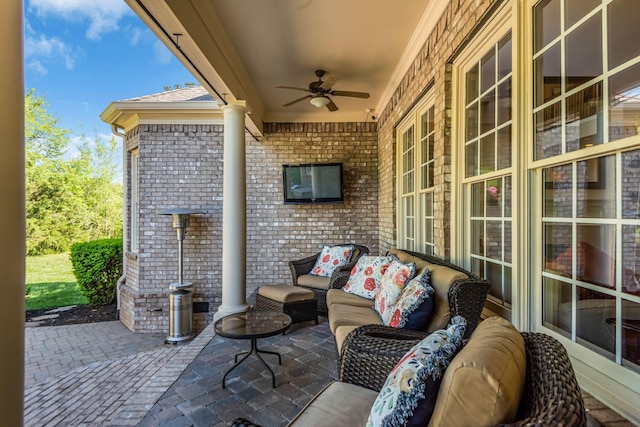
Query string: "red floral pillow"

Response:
xmin=343 ymin=256 xmax=392 ymax=300
xmin=309 ymin=245 xmax=355 ymax=278
xmin=374 ymin=258 xmax=416 ymax=324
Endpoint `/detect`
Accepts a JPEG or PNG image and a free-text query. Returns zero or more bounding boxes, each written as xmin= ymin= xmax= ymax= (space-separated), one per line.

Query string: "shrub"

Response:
xmin=70 ymin=238 xmax=122 ymax=305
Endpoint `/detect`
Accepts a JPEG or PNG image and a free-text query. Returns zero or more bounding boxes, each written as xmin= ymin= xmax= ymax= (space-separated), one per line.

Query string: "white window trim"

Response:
xmin=130 ymin=149 xmax=139 ymax=254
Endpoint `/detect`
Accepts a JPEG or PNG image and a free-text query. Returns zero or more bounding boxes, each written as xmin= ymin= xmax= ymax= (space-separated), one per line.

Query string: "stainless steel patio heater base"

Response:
xmin=166 ymin=283 xmax=194 ymax=344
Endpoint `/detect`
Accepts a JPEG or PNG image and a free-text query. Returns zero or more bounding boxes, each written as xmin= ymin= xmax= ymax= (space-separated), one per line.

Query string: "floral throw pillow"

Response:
xmin=343 ymin=256 xmax=392 ymax=300
xmin=309 ymin=245 xmax=355 ymax=278
xmin=385 ymin=270 xmax=435 ymax=329
xmin=366 ymin=317 xmax=467 ymax=427
xmin=374 ymin=258 xmax=416 ymax=324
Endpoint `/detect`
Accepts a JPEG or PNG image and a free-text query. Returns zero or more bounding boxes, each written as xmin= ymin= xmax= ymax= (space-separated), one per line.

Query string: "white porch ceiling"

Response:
xmin=125 ymin=0 xmax=447 ymax=136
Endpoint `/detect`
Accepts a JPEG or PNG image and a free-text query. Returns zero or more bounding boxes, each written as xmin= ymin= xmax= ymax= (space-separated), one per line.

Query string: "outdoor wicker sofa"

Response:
xmin=289 ymin=244 xmax=369 ymax=313
xmin=287 ymin=321 xmax=587 ymax=426
xmin=326 ymin=248 xmax=491 ymax=356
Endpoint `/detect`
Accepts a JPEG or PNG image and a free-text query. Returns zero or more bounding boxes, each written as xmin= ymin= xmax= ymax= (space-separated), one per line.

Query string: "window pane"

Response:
xmin=504 ymin=176 xmax=512 ymax=218
xmin=543 ymin=276 xmax=572 ymax=337
xmin=466 ymin=141 xmax=478 ymax=177
xmin=535 ymin=102 xmax=562 ymax=159
xmin=576 ymin=287 xmax=615 ymax=357
xmin=565 ymin=0 xmax=600 ymax=29
xmin=497 ymin=125 xmax=512 ymax=170
xmin=486 ymin=221 xmax=503 ymax=259
xmin=621 ymin=299 xmax=640 ymax=369
xmin=504 ymin=220 xmax=512 ymax=263
xmin=622 ymin=225 xmax=640 ymax=297
xmin=486 ymin=179 xmax=502 ymax=217
xmin=504 ymin=265 xmax=512 ymax=305
xmin=471 ymin=220 xmax=484 ymax=256
xmin=609 ymin=62 xmax=640 ymax=142
xmin=487 ymin=261 xmax=503 ymax=300
xmin=576 ymin=156 xmax=615 ymax=218
xmin=565 ymin=12 xmax=602 ymax=91
xmin=566 ymin=82 xmax=603 ymax=152
xmin=480 ymin=92 xmax=496 ymax=134
xmin=471 ymin=182 xmax=484 ymax=217
xmin=622 ymin=150 xmax=640 ymax=219
xmin=544 ymin=222 xmax=572 ymax=276
xmin=576 ymin=224 xmax=616 ymax=290
xmin=534 ymin=0 xmax=561 ymax=53
xmin=481 ymin=47 xmax=496 ymax=94
xmin=466 ymin=64 xmax=479 ymax=105
xmin=466 ymin=102 xmax=479 ymax=141
xmin=544 ymin=164 xmax=573 ymax=217
xmin=498 ymin=32 xmax=512 ymax=80
xmin=498 ymin=79 xmax=512 ymax=126
xmin=480 ymin=133 xmax=496 ymax=173
xmin=534 ymin=42 xmax=561 ymax=107
xmin=608 ymin=0 xmax=640 ymax=70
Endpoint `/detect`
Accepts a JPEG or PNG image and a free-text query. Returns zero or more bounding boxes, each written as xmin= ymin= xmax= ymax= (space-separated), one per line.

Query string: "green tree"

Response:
xmin=25 ymin=90 xmax=122 ymax=255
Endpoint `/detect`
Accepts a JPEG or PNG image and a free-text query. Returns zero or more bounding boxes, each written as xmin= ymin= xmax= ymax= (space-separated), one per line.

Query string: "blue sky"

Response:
xmin=24 ymin=0 xmax=196 ymax=148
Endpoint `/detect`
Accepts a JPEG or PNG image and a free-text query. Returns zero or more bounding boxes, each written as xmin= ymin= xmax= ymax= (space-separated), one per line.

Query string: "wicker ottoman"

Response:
xmin=255 ymin=284 xmax=318 ymax=326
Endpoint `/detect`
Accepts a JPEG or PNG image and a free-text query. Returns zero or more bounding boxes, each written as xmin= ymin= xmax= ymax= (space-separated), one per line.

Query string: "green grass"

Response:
xmin=25 ymin=253 xmax=88 ymax=310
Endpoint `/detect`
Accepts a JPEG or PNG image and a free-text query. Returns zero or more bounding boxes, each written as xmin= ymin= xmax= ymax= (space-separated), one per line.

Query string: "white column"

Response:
xmin=214 ymin=101 xmax=250 ymax=321
xmin=0 ymin=0 xmax=25 ymax=424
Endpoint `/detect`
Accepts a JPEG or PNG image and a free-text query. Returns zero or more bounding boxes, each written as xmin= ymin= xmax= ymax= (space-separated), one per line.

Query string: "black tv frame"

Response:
xmin=282 ymin=162 xmax=344 ymax=204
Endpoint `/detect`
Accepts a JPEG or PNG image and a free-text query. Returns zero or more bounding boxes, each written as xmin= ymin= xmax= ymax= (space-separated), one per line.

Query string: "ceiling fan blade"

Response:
xmin=275 ymin=85 xmax=310 ymax=92
xmin=320 ymin=75 xmax=338 ymax=90
xmin=330 ymin=90 xmax=370 ymax=99
xmin=283 ymin=95 xmax=311 ymax=107
xmin=326 ymin=98 xmax=339 ymax=112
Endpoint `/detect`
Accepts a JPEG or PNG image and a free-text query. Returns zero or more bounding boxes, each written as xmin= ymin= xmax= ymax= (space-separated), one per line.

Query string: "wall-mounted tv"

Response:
xmin=283 ymin=163 xmax=344 ymax=204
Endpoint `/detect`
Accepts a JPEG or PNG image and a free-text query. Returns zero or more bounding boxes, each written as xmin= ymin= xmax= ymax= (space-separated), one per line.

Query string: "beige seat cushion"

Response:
xmin=258 ymin=284 xmax=315 ymax=303
xmin=334 ymin=325 xmax=359 ymax=354
xmin=429 ymin=316 xmax=526 ymax=427
xmin=328 ymin=303 xmax=382 ymax=334
xmin=297 ymin=274 xmax=331 ymax=290
xmin=326 ymin=289 xmax=374 ymax=309
xmin=288 ymin=381 xmax=377 ymax=426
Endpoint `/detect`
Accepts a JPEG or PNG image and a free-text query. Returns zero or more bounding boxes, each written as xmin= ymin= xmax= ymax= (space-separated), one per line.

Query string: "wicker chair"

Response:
xmin=289 ymin=244 xmax=369 ymax=313
xmin=339 ymin=328 xmax=587 ymax=426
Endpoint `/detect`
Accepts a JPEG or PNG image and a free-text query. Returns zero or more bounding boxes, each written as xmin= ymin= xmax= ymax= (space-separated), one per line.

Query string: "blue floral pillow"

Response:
xmin=366 ymin=316 xmax=467 ymax=427
xmin=309 ymin=245 xmax=355 ymax=277
xmin=385 ymin=270 xmax=435 ymax=330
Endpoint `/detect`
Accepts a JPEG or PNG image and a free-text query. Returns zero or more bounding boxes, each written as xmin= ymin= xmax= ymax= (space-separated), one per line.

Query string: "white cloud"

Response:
xmin=28 ymin=0 xmax=132 ymax=40
xmin=24 ymin=33 xmax=76 ymax=71
xmin=27 ymin=59 xmax=48 ymax=76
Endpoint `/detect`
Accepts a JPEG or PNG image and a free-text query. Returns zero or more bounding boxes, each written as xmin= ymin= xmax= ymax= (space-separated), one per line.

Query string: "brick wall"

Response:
xmin=122 ymin=121 xmax=378 ymax=333
xmin=376 ymin=0 xmax=496 ymax=258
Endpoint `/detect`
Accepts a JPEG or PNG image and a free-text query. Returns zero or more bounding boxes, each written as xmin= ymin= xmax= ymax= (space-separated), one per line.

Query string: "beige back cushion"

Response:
xmin=388 ymin=249 xmax=467 ymax=332
xmin=429 ymin=316 xmax=526 ymax=427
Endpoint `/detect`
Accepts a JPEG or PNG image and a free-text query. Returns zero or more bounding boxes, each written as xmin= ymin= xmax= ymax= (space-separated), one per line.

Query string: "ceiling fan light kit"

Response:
xmin=310 ymin=95 xmax=330 ymax=108
xmin=276 ymin=69 xmax=370 ymax=112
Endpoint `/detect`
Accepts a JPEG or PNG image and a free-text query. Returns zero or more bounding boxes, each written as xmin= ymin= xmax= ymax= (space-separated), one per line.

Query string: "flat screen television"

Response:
xmin=282 ymin=163 xmax=344 ymax=204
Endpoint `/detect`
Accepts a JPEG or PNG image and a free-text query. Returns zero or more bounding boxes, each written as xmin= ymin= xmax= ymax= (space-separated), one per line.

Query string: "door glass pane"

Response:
xmin=576 ymin=156 xmax=615 ymax=218
xmin=609 ymin=62 xmax=640 ymax=142
xmin=535 ymin=102 xmax=562 ymax=159
xmin=497 ymin=125 xmax=512 ymax=170
xmin=565 ymin=12 xmax=602 ymax=91
xmin=543 ymin=276 xmax=572 ymax=337
xmin=534 ymin=42 xmax=561 ymax=107
xmin=544 ymin=222 xmax=572 ymax=276
xmin=565 ymin=0 xmax=600 ymax=29
xmin=534 ymin=0 xmax=561 ymax=53
xmin=566 ymin=82 xmax=603 ymax=153
xmin=576 ymin=224 xmax=616 ymax=290
xmin=622 ymin=225 xmax=640 ymax=297
xmin=608 ymin=0 xmax=640 ymax=70
xmin=576 ymin=287 xmax=615 ymax=357
xmin=544 ymin=164 xmax=573 ymax=217
xmin=622 ymin=150 xmax=640 ymax=219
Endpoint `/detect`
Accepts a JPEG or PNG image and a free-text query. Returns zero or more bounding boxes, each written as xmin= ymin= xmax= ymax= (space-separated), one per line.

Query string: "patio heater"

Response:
xmin=158 ymin=208 xmax=203 ymax=344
